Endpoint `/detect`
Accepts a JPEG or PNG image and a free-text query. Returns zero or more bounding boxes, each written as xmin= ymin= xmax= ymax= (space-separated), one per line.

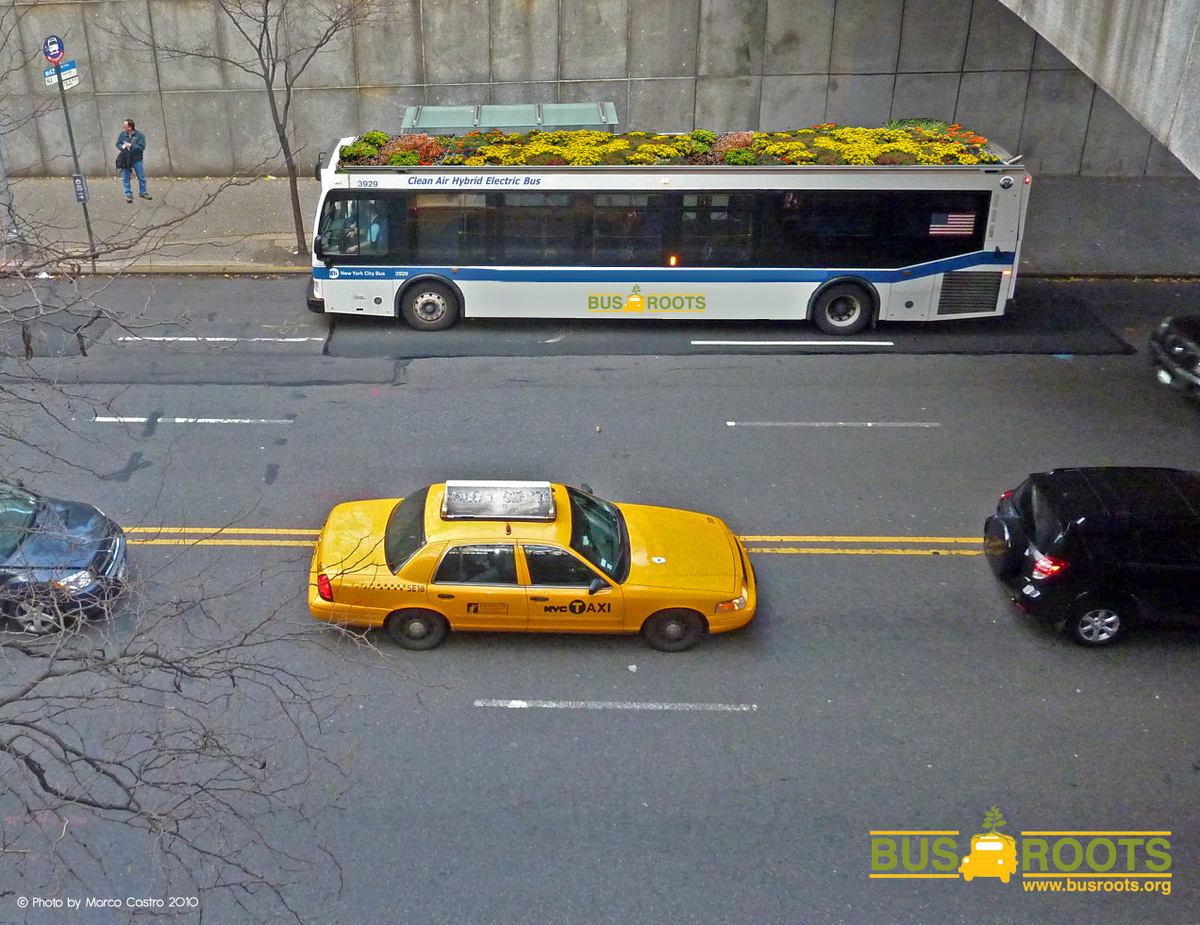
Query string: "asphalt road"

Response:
xmin=6 ymin=310 xmax=1200 ymax=925
xmin=5 ymin=277 xmax=1200 ymax=378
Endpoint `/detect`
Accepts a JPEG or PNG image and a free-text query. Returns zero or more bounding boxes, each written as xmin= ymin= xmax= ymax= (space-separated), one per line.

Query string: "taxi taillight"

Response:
xmin=317 ymin=572 xmax=333 ymax=601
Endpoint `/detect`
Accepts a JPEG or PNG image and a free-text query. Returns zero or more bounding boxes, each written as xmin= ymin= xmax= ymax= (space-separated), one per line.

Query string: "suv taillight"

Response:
xmin=1032 ymin=554 xmax=1067 ymax=580
xmin=317 ymin=572 xmax=333 ymax=601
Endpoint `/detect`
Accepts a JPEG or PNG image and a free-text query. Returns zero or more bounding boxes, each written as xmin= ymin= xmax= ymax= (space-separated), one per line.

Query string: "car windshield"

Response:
xmin=384 ymin=486 xmax=430 ymax=573
xmin=0 ymin=481 xmax=38 ymax=560
xmin=566 ymin=486 xmax=628 ymax=581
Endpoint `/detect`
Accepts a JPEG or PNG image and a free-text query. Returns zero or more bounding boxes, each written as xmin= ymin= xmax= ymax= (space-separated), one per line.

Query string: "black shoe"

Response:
xmin=126 ymin=195 xmax=133 ymax=203
xmin=139 ymin=192 xmax=152 ymax=200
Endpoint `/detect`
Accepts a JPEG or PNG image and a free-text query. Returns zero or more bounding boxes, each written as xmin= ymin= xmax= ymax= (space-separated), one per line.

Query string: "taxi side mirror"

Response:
xmin=588 ymin=576 xmax=609 ymax=595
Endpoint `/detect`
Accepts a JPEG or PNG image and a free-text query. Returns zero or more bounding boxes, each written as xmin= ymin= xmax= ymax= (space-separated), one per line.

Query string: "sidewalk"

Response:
xmin=2 ymin=173 xmax=1199 ymax=277
xmin=2 ymin=174 xmax=316 ymax=275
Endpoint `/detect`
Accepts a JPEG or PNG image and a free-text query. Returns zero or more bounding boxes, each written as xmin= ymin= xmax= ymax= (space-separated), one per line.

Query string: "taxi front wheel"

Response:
xmin=385 ymin=609 xmax=449 ymax=650
xmin=642 ymin=609 xmax=706 ymax=652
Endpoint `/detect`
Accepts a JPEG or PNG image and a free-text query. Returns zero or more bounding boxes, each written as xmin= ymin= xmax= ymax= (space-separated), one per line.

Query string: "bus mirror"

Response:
xmin=314 ymin=154 xmax=324 ymax=181
xmin=314 ymin=235 xmax=330 ymax=265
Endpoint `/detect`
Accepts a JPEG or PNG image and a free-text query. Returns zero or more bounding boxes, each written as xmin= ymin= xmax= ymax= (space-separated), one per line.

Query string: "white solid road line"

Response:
xmin=117 ymin=336 xmax=324 ymax=343
xmin=474 ymin=699 xmax=757 ymax=712
xmin=691 ymin=339 xmax=895 ymax=346
xmin=726 ymin=421 xmax=941 ymax=428
xmin=93 ymin=416 xmax=295 ymax=424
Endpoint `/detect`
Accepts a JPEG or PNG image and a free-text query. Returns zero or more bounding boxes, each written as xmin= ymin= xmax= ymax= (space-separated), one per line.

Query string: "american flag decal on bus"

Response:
xmin=929 ymin=212 xmax=975 ymax=235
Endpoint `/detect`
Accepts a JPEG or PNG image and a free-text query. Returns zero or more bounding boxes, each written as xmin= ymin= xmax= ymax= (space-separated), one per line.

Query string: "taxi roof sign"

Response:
xmin=441 ymin=481 xmax=557 ymax=521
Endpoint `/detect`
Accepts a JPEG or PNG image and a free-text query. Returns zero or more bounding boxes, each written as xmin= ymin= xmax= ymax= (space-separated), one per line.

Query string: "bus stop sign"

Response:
xmin=43 ymin=35 xmax=64 ymax=65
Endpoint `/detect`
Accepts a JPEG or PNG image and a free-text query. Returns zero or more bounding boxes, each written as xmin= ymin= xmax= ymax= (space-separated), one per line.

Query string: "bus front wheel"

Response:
xmin=811 ymin=283 xmax=872 ymax=336
xmin=400 ymin=281 xmax=460 ymax=331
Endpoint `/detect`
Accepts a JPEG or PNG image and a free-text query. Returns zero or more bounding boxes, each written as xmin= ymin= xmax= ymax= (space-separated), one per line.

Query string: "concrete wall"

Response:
xmin=3 ymin=0 xmax=1193 ymax=179
xmin=996 ymin=0 xmax=1200 ymax=178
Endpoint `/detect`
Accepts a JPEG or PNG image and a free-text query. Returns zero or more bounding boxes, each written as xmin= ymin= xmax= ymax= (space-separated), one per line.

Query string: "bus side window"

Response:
xmin=593 ymin=194 xmax=661 ymax=266
xmin=679 ymin=193 xmax=752 ymax=266
xmin=412 ymin=193 xmax=490 ymax=265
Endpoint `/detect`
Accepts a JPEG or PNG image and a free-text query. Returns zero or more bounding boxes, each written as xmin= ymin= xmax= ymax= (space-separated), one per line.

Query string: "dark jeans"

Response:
xmin=121 ymin=159 xmax=146 ymax=196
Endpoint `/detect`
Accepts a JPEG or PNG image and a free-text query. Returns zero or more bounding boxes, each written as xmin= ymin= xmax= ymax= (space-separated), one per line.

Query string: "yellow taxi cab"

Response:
xmin=958 ymin=833 xmax=1017 ymax=883
xmin=309 ymin=480 xmax=755 ymax=651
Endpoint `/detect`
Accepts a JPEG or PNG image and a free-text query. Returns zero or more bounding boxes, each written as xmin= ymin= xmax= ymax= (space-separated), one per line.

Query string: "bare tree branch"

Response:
xmin=108 ymin=0 xmax=383 ymax=253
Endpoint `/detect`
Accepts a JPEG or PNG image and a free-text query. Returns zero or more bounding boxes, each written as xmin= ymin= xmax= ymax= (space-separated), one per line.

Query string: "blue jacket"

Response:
xmin=116 ymin=130 xmax=146 ymax=163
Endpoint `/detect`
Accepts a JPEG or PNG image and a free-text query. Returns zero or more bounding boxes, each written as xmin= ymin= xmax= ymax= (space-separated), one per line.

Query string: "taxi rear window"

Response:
xmin=385 ymin=486 xmax=430 ymax=573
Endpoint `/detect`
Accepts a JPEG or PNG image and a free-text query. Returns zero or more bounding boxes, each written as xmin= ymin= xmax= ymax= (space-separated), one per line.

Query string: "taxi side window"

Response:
xmin=434 ymin=545 xmax=517 ymax=585
xmin=524 ymin=545 xmax=597 ymax=587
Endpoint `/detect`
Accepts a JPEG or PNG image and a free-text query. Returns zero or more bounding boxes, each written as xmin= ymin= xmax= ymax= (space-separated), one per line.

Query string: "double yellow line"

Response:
xmin=127 ymin=527 xmax=318 ymax=547
xmin=128 ymin=528 xmax=983 ymax=556
xmin=742 ymin=535 xmax=981 ymax=556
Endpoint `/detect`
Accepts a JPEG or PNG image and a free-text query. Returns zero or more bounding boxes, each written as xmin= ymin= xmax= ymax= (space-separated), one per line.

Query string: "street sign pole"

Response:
xmin=45 ymin=36 xmax=96 ymax=272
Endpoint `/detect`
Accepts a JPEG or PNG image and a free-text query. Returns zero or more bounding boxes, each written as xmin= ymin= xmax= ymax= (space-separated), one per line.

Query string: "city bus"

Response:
xmin=307 ymin=137 xmax=1030 ymax=335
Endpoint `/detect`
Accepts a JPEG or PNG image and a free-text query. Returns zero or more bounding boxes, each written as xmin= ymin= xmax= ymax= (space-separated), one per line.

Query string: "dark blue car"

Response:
xmin=0 ymin=480 xmax=126 ymax=633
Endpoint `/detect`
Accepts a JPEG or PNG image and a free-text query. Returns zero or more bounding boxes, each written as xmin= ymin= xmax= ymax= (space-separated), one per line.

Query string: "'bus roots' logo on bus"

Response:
xmin=869 ymin=806 xmax=1172 ymax=894
xmin=588 ymin=284 xmax=706 ymax=314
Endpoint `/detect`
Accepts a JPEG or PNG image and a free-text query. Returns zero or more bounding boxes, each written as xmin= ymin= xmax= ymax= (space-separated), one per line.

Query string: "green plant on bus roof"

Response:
xmin=335 ymin=123 xmax=1001 ymax=170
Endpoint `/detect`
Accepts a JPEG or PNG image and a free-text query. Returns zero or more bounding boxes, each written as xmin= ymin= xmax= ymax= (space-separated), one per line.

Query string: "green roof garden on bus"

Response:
xmin=335 ymin=121 xmax=1005 ymax=171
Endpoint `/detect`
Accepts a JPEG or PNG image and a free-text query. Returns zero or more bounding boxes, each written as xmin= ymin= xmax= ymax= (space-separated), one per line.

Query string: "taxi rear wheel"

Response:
xmin=642 ymin=609 xmax=706 ymax=652
xmin=385 ymin=609 xmax=449 ymax=650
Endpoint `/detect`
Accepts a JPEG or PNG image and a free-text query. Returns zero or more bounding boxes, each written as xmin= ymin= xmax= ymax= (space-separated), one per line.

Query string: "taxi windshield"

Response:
xmin=384 ymin=486 xmax=429 ymax=573
xmin=566 ymin=486 xmax=629 ymax=582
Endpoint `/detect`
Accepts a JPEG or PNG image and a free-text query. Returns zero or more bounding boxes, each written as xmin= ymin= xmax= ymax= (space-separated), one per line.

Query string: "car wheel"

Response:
xmin=642 ymin=609 xmax=706 ymax=652
xmin=1068 ymin=603 xmax=1126 ymax=647
xmin=400 ymin=281 xmax=460 ymax=331
xmin=811 ymin=282 xmax=872 ymax=336
xmin=983 ymin=515 xmax=1026 ymax=580
xmin=385 ymin=609 xmax=449 ymax=650
xmin=9 ymin=596 xmax=70 ymax=634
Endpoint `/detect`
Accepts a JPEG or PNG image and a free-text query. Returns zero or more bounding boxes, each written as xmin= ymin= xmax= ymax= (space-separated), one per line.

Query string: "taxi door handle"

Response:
xmin=437 ymin=593 xmax=454 ymax=599
xmin=530 ymin=596 xmax=549 ymax=601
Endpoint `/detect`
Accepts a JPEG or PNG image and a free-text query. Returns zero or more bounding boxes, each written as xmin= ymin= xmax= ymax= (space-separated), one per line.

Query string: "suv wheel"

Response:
xmin=1068 ymin=603 xmax=1126 ymax=647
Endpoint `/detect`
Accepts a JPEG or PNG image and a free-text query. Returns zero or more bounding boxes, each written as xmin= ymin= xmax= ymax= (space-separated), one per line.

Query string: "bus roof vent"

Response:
xmin=441 ymin=480 xmax=557 ymax=521
xmin=400 ymin=103 xmax=619 ymax=135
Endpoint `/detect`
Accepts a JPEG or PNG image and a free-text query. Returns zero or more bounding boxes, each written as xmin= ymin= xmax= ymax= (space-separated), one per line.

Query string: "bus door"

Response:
xmin=315 ymin=192 xmax=397 ymax=317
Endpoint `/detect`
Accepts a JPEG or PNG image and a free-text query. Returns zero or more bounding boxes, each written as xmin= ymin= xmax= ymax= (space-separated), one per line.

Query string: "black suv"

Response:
xmin=984 ymin=467 xmax=1200 ymax=646
xmin=1148 ymin=315 xmax=1200 ymax=397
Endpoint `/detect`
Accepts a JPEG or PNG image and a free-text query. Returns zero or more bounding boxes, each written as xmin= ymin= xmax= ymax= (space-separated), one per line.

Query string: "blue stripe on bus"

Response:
xmin=314 ymin=251 xmax=1016 ymax=283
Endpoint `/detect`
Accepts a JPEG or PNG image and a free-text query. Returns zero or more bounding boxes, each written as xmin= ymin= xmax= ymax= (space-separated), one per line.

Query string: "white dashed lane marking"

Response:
xmin=474 ymin=699 xmax=758 ymax=712
xmin=93 ymin=416 xmax=295 ymax=424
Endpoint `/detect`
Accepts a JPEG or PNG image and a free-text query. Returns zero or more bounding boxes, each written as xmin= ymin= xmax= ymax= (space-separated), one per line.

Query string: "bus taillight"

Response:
xmin=668 ymin=255 xmax=677 ymax=266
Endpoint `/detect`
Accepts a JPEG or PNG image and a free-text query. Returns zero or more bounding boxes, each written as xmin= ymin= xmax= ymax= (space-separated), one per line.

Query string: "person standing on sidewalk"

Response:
xmin=116 ymin=119 xmax=151 ymax=203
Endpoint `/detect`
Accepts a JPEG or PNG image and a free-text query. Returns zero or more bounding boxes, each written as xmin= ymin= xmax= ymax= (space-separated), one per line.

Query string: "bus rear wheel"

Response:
xmin=400 ymin=281 xmax=460 ymax=331
xmin=811 ymin=282 xmax=872 ymax=335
